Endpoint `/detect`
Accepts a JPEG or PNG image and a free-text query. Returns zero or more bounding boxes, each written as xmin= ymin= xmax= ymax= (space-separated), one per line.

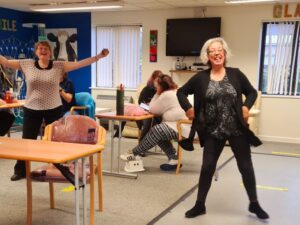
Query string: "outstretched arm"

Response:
xmin=63 ymin=48 xmax=109 ymax=73
xmin=0 ymin=55 xmax=21 ymax=70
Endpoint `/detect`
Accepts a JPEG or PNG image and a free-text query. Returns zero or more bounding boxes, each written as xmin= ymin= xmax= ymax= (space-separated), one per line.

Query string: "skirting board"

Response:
xmin=259 ymin=135 xmax=300 ymax=144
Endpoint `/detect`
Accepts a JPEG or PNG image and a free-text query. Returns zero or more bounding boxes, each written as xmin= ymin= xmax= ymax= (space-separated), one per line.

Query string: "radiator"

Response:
xmin=91 ymin=89 xmax=135 ymax=110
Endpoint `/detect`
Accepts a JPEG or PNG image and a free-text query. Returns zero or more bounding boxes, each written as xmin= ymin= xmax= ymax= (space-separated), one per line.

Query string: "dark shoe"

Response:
xmin=138 ymin=152 xmax=146 ymax=157
xmin=10 ymin=174 xmax=26 ymax=181
xmin=185 ymin=201 xmax=206 ymax=218
xmin=160 ymin=159 xmax=182 ymax=171
xmin=249 ymin=202 xmax=269 ymax=219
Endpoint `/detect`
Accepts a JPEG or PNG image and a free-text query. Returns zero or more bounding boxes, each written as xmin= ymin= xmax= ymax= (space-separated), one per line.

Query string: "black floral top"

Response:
xmin=205 ymin=75 xmax=242 ymax=139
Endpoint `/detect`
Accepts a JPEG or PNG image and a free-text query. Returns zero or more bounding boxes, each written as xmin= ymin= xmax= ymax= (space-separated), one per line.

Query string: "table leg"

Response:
xmin=102 ymin=119 xmax=138 ymax=179
xmin=25 ymin=161 xmax=32 ymax=225
xmin=110 ymin=120 xmax=114 ymax=172
xmin=74 ymin=160 xmax=80 ymax=225
xmin=82 ymin=158 xmax=87 ymax=225
xmin=89 ymin=156 xmax=95 ymax=225
xmin=117 ymin=120 xmax=122 ymax=173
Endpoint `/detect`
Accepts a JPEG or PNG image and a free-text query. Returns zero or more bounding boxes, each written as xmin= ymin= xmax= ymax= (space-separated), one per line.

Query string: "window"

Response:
xmin=95 ymin=25 xmax=142 ymax=89
xmin=259 ymin=21 xmax=300 ymax=96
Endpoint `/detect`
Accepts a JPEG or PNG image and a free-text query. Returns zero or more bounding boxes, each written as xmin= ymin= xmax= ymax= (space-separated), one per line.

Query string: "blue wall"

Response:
xmin=0 ymin=7 xmax=92 ymax=93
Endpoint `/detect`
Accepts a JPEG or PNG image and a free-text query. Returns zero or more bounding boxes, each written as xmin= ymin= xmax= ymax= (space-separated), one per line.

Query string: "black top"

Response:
xmin=205 ymin=75 xmax=242 ymax=139
xmin=138 ymin=84 xmax=156 ymax=104
xmin=177 ymin=67 xmax=262 ymax=147
xmin=60 ymin=78 xmax=77 ymax=113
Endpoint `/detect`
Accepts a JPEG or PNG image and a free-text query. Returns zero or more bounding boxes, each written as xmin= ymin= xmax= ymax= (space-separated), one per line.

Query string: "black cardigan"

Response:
xmin=177 ymin=67 xmax=262 ymax=147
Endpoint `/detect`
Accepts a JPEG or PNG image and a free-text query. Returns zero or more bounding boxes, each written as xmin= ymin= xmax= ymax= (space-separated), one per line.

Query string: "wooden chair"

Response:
xmin=176 ymin=119 xmax=195 ymax=175
xmin=31 ymin=115 xmax=106 ymax=212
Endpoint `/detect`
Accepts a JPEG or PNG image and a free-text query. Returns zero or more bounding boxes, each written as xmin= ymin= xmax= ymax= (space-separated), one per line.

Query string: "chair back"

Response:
xmin=43 ymin=115 xmax=106 ymax=146
xmin=74 ymin=92 xmax=96 ymax=119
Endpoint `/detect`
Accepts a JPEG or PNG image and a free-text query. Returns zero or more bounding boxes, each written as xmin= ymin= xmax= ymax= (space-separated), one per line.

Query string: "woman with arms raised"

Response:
xmin=0 ymin=41 xmax=109 ymax=182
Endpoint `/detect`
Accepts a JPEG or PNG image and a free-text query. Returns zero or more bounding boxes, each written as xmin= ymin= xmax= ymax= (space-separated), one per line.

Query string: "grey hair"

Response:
xmin=200 ymin=37 xmax=232 ymax=67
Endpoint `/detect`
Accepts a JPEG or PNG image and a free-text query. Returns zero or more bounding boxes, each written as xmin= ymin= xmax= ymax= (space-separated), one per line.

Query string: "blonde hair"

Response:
xmin=200 ymin=37 xmax=232 ymax=67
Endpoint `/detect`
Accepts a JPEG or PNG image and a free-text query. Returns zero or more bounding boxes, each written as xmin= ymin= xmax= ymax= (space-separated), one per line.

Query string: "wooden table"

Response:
xmin=0 ymin=99 xmax=25 ymax=109
xmin=0 ymin=100 xmax=25 ymax=136
xmin=96 ymin=112 xmax=154 ymax=179
xmin=0 ymin=136 xmax=104 ymax=225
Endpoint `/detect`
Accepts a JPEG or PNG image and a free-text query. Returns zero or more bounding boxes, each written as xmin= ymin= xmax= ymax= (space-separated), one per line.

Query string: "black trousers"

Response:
xmin=0 ymin=110 xmax=15 ymax=136
xmin=14 ymin=106 xmax=63 ymax=175
xmin=196 ymin=135 xmax=258 ymax=203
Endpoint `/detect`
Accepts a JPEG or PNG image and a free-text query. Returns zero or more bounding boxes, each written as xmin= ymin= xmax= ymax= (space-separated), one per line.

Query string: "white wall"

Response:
xmin=92 ymin=3 xmax=300 ymax=143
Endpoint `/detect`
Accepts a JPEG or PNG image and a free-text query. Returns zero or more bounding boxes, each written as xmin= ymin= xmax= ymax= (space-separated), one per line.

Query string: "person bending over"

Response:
xmin=113 ymin=70 xmax=162 ymax=142
xmin=121 ymin=74 xmax=190 ymax=171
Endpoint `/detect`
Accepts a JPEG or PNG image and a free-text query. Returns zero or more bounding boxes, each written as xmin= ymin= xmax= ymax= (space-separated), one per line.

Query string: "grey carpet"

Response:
xmin=2 ymin=132 xmax=298 ymax=225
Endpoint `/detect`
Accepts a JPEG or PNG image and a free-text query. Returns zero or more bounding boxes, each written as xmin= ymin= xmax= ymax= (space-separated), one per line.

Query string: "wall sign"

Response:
xmin=273 ymin=3 xmax=300 ymax=18
xmin=0 ymin=19 xmax=17 ymax=32
xmin=150 ymin=30 xmax=157 ymax=63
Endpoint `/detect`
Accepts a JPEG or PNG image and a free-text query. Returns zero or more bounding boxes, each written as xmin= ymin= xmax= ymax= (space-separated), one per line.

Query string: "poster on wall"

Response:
xmin=45 ymin=28 xmax=78 ymax=61
xmin=150 ymin=30 xmax=158 ymax=62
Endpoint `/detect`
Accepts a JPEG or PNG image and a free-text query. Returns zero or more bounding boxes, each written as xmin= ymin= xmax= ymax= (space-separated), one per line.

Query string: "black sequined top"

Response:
xmin=205 ymin=75 xmax=243 ymax=139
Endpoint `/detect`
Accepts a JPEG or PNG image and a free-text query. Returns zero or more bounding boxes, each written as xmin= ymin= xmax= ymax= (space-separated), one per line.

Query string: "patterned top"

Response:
xmin=19 ymin=59 xmax=64 ymax=110
xmin=205 ymin=74 xmax=242 ymax=139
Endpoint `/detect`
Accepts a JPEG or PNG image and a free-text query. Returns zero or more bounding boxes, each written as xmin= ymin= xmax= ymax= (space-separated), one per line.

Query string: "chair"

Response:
xmin=70 ymin=92 xmax=96 ymax=119
xmin=31 ymin=115 xmax=106 ymax=212
xmin=247 ymin=91 xmax=261 ymax=135
xmin=176 ymin=119 xmax=194 ymax=175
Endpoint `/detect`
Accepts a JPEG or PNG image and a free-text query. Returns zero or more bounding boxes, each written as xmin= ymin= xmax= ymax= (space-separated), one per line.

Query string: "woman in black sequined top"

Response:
xmin=177 ymin=37 xmax=269 ymax=220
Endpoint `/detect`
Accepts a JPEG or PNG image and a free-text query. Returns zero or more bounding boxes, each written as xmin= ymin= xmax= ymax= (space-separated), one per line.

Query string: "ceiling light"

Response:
xmin=225 ymin=0 xmax=276 ymax=4
xmin=30 ymin=0 xmax=124 ymax=12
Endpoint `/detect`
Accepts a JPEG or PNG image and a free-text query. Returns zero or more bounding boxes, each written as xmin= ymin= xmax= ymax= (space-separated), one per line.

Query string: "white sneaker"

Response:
xmin=120 ymin=150 xmax=141 ymax=161
xmin=124 ymin=159 xmax=145 ymax=173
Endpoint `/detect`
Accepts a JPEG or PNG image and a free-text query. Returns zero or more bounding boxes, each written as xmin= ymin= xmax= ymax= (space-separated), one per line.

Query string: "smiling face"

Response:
xmin=34 ymin=42 xmax=52 ymax=61
xmin=207 ymin=41 xmax=225 ymax=68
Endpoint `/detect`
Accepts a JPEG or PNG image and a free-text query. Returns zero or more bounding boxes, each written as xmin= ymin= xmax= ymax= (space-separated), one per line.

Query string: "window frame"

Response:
xmin=258 ymin=20 xmax=300 ymax=98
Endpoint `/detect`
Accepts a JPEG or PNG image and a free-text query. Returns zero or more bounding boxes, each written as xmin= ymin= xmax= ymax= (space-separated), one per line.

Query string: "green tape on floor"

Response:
xmin=241 ymin=183 xmax=288 ymax=192
xmin=272 ymin=151 xmax=300 ymax=157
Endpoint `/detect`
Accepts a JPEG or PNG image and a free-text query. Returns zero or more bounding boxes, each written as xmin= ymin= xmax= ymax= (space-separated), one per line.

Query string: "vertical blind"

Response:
xmin=259 ymin=21 xmax=300 ymax=96
xmin=96 ymin=25 xmax=142 ymax=88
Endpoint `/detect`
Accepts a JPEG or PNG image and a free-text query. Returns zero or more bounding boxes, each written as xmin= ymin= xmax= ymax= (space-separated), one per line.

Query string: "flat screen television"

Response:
xmin=166 ymin=17 xmax=221 ymax=56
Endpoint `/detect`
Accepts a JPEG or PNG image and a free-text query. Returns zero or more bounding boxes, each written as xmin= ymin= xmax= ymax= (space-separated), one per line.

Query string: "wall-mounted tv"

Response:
xmin=166 ymin=17 xmax=221 ymax=56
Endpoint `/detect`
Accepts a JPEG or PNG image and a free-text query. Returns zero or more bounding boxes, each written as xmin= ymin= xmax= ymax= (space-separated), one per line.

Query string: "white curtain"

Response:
xmin=96 ymin=25 xmax=141 ymax=88
xmin=265 ymin=22 xmax=296 ymax=95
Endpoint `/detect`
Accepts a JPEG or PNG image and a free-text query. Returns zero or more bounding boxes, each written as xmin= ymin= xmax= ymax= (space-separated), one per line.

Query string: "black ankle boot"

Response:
xmin=249 ymin=202 xmax=269 ymax=219
xmin=185 ymin=201 xmax=206 ymax=218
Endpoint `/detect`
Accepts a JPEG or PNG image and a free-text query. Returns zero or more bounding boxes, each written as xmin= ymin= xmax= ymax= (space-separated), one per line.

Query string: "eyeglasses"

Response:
xmin=208 ymin=48 xmax=224 ymax=55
